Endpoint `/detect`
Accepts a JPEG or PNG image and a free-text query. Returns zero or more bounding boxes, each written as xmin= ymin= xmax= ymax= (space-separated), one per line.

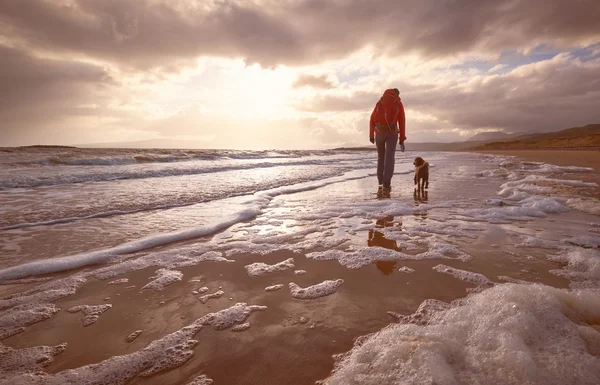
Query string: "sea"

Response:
xmin=0 ymin=146 xmax=599 ymax=384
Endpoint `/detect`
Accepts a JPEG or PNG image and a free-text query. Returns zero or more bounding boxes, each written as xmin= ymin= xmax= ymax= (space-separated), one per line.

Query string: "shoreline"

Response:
xmin=2 ymin=151 xmax=600 ymax=385
xmin=471 ymin=149 xmax=600 ymax=170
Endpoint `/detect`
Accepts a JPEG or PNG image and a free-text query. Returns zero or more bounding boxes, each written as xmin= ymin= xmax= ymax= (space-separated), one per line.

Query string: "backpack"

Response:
xmin=376 ymin=93 xmax=400 ymax=129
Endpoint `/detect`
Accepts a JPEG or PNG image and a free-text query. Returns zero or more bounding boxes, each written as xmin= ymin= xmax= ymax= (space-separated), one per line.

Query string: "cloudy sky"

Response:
xmin=1 ymin=0 xmax=599 ymax=149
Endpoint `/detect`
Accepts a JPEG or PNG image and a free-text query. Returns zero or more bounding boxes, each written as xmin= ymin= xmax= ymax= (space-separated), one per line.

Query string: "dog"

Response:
xmin=413 ymin=156 xmax=429 ymax=190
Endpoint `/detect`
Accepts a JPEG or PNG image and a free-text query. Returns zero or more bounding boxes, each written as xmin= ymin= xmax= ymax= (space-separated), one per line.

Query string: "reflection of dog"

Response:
xmin=413 ymin=188 xmax=428 ymax=203
xmin=413 ymin=157 xmax=429 ymax=190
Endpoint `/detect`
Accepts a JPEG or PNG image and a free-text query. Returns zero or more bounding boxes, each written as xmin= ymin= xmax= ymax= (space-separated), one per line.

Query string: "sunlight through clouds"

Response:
xmin=0 ymin=0 xmax=599 ymax=147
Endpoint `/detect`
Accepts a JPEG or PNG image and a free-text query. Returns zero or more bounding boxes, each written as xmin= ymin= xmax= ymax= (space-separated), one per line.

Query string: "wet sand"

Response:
xmin=3 ymin=230 xmax=572 ymax=385
xmin=1 ymin=151 xmax=598 ymax=385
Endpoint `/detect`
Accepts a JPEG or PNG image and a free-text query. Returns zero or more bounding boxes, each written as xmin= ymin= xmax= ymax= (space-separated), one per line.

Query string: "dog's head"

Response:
xmin=413 ymin=157 xmax=425 ymax=167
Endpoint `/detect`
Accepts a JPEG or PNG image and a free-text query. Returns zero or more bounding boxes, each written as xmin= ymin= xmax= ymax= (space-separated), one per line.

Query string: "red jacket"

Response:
xmin=369 ymin=89 xmax=406 ymax=141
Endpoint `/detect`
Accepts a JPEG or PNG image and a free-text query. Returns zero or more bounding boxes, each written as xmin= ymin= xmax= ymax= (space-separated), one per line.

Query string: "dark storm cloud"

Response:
xmin=0 ymin=44 xmax=116 ymax=139
xmin=1 ymin=0 xmax=599 ymax=68
xmin=292 ymin=74 xmax=334 ymax=89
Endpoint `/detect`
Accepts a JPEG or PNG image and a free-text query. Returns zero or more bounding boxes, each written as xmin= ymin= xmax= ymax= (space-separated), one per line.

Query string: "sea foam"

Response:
xmin=245 ymin=258 xmax=295 ymax=277
xmin=289 ymin=279 xmax=344 ymax=299
xmin=0 ymin=303 xmax=265 ymax=385
xmin=323 ymin=284 xmax=600 ymax=385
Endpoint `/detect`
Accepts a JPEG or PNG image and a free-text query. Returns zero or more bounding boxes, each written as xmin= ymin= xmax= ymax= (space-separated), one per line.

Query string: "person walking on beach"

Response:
xmin=369 ymin=88 xmax=406 ymax=196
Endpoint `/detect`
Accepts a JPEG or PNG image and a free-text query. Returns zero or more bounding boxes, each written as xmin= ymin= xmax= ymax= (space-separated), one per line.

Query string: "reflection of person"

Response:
xmin=367 ymin=216 xmax=402 ymax=275
xmin=369 ymin=88 xmax=406 ymax=195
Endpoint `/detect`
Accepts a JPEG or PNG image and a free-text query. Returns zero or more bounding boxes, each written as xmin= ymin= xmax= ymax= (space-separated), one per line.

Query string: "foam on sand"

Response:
xmin=433 ymin=264 xmax=493 ymax=287
xmin=0 ymin=342 xmax=68 ymax=378
xmin=398 ymin=266 xmax=415 ymax=273
xmin=199 ymin=302 xmax=267 ymax=330
xmin=186 ymin=374 xmax=214 ymax=385
xmin=231 ymin=323 xmax=251 ymax=332
xmin=265 ymin=284 xmax=284 ymax=292
xmin=323 ymin=284 xmax=600 ymax=385
xmin=548 ymin=248 xmax=600 ymax=288
xmin=245 ymin=258 xmax=295 ymax=277
xmin=307 ymin=241 xmax=470 ymax=269
xmin=565 ymin=235 xmax=600 ymax=249
xmin=140 ymin=269 xmax=183 ymax=292
xmin=0 ymin=274 xmax=88 ymax=310
xmin=126 ymin=330 xmax=143 ymax=343
xmin=66 ymin=304 xmax=112 ymax=326
xmin=107 ymin=278 xmax=129 ymax=285
xmin=516 ymin=235 xmax=562 ymax=249
xmin=0 ymin=303 xmax=60 ymax=339
xmin=289 ymin=279 xmax=344 ymax=300
xmin=1 ymin=303 xmax=265 ymax=385
xmin=566 ymin=197 xmax=600 ymax=215
xmin=199 ymin=290 xmax=224 ymax=304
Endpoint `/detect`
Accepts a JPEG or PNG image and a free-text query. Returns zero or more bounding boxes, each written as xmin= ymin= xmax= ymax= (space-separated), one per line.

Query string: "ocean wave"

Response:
xmin=0 ymin=170 xmax=373 ymax=281
xmin=0 ymin=155 xmax=373 ymax=189
xmin=0 ymin=148 xmax=339 ymax=167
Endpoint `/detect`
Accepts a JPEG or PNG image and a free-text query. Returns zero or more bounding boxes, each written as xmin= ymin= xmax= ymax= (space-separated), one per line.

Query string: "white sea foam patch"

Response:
xmin=516 ymin=235 xmax=562 ymax=249
xmin=564 ymin=235 xmax=600 ymax=249
xmin=67 ymin=304 xmax=112 ymax=327
xmin=0 ymin=274 xmax=87 ymax=310
xmin=0 ymin=303 xmax=60 ymax=339
xmin=245 ymin=258 xmax=295 ymax=277
xmin=200 ymin=302 xmax=267 ymax=330
xmin=126 ymin=330 xmax=143 ymax=343
xmin=566 ymin=197 xmax=600 ymax=215
xmin=549 ymin=248 xmax=600 ymax=288
xmin=93 ymin=250 xmax=231 ymax=280
xmin=140 ymin=269 xmax=183 ymax=292
xmin=289 ymin=279 xmax=344 ymax=299
xmin=0 ymin=303 xmax=265 ymax=385
xmin=323 ymin=284 xmax=600 ymax=385
xmin=533 ymin=164 xmax=595 ymax=174
xmin=265 ymin=284 xmax=284 ymax=292
xmin=0 ymin=170 xmax=372 ymax=282
xmin=199 ymin=290 xmax=224 ymax=304
xmin=107 ymin=278 xmax=129 ymax=285
xmin=307 ymin=241 xmax=470 ymax=269
xmin=433 ymin=264 xmax=494 ymax=287
xmin=186 ymin=374 xmax=214 ymax=385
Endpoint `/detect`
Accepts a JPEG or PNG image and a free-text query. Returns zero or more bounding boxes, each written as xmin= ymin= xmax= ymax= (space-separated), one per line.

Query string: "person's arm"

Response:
xmin=397 ymin=100 xmax=406 ymax=142
xmin=369 ymin=105 xmax=377 ymax=142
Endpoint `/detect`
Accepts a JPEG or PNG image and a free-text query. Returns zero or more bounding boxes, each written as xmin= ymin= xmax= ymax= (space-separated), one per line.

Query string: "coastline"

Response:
xmin=2 ymin=150 xmax=600 ymax=384
xmin=472 ymin=149 xmax=600 ymax=170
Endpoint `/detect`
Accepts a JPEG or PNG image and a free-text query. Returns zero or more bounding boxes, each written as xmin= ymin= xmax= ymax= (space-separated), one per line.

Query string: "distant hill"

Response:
xmin=332 ymin=124 xmax=600 ymax=152
xmin=467 ymin=131 xmax=511 ymax=142
xmin=472 ymin=124 xmax=600 ymax=150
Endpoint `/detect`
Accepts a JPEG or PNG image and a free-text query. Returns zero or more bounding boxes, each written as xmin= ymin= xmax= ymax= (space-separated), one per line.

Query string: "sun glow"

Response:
xmin=203 ymin=61 xmax=298 ymax=119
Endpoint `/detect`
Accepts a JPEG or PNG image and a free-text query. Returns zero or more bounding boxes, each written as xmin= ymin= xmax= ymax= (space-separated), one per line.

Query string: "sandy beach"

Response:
xmin=1 ymin=149 xmax=600 ymax=385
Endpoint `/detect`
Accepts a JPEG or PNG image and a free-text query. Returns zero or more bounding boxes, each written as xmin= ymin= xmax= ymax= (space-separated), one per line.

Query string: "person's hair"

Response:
xmin=392 ymin=88 xmax=400 ymax=95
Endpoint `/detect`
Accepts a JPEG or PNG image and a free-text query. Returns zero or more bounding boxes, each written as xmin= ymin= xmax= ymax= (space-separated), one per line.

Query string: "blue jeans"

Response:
xmin=376 ymin=131 xmax=398 ymax=188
